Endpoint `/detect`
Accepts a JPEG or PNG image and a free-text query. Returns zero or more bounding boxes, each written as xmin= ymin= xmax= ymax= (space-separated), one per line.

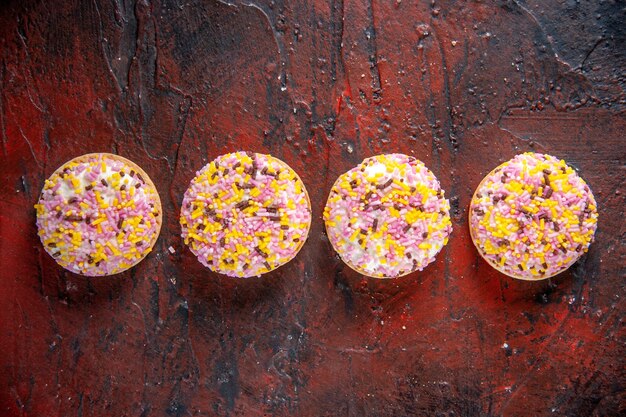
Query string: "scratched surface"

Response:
xmin=1 ymin=1 xmax=625 ymax=416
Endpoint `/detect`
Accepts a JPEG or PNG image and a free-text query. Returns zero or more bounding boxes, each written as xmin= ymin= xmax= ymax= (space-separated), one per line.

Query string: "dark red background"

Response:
xmin=1 ymin=1 xmax=624 ymax=416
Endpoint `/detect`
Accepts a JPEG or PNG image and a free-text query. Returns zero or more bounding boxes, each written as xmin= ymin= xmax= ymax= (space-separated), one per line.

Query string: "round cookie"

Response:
xmin=35 ymin=153 xmax=162 ymax=276
xmin=323 ymin=154 xmax=452 ymax=278
xmin=180 ymin=152 xmax=312 ymax=278
xmin=469 ymin=152 xmax=598 ymax=280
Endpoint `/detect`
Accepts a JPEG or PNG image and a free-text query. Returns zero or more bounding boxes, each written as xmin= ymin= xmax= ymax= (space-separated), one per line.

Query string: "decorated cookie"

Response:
xmin=323 ymin=154 xmax=452 ymax=278
xmin=180 ymin=152 xmax=311 ymax=277
xmin=35 ymin=153 xmax=162 ymax=276
xmin=469 ymin=152 xmax=598 ymax=280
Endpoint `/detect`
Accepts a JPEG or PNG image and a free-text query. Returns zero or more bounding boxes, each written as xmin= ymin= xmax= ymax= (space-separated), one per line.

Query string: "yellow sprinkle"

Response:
xmin=91 ymin=217 xmax=106 ymax=226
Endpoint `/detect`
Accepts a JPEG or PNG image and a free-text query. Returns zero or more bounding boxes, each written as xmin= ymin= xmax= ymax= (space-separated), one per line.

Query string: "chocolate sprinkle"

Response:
xmin=255 ymin=246 xmax=268 ymax=258
xmin=65 ymin=215 xmax=84 ymax=222
xmin=543 ymin=186 xmax=553 ymax=198
xmin=235 ymin=200 xmax=251 ymax=210
xmin=376 ymin=178 xmax=393 ymax=189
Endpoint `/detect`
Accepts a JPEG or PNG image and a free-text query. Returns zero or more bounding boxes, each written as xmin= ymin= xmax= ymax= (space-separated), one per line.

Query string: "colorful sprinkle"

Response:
xmin=324 ymin=154 xmax=452 ymax=278
xmin=180 ymin=152 xmax=311 ymax=278
xmin=469 ymin=152 xmax=598 ymax=280
xmin=35 ymin=154 xmax=162 ymax=276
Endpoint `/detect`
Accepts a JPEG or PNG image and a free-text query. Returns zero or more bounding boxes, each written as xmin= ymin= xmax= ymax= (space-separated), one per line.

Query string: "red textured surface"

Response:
xmin=1 ymin=1 xmax=624 ymax=416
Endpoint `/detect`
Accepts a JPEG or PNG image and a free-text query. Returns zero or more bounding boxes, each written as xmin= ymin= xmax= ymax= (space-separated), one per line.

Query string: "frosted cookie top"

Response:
xmin=180 ymin=152 xmax=311 ymax=278
xmin=469 ymin=152 xmax=598 ymax=280
xmin=323 ymin=154 xmax=452 ymax=278
xmin=35 ymin=153 xmax=162 ymax=276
